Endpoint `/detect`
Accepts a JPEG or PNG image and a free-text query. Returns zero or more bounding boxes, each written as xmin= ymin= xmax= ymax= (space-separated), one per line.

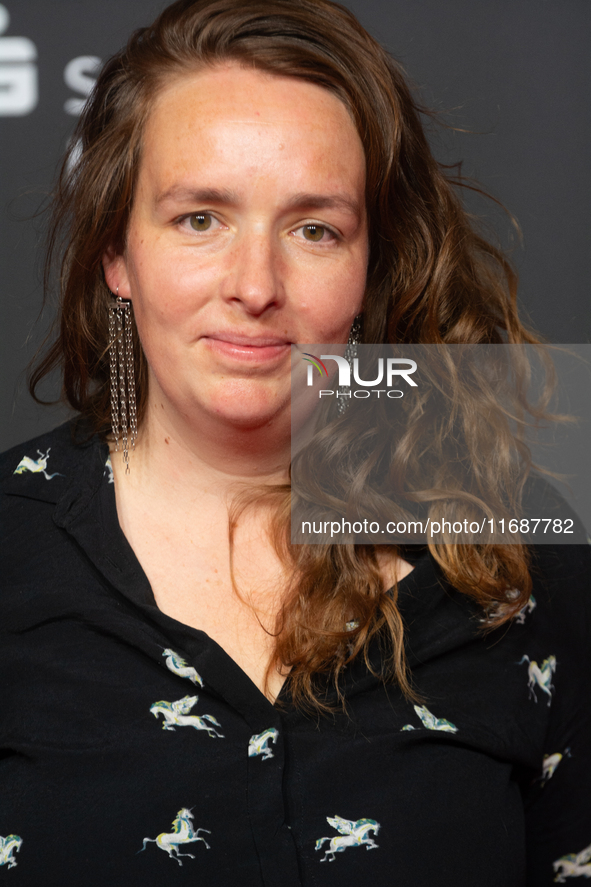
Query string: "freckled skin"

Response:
xmin=103 ymin=63 xmax=368 ymax=435
xmin=99 ymin=68 xmax=410 ymax=700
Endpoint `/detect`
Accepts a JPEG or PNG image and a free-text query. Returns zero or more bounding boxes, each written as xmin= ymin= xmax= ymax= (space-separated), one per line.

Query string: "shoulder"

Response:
xmin=1 ymin=420 xmax=78 ymax=477
xmin=522 ymin=473 xmax=589 ymax=545
xmin=0 ymin=419 xmax=79 ymax=534
xmin=0 ymin=419 xmax=98 ymax=488
xmin=0 ymin=420 xmax=110 ymax=610
xmin=522 ymin=475 xmax=591 ymax=629
xmin=527 ymin=541 xmax=591 ymax=639
xmin=523 ymin=473 xmax=588 ymax=526
xmin=0 ymin=419 xmax=108 ymax=529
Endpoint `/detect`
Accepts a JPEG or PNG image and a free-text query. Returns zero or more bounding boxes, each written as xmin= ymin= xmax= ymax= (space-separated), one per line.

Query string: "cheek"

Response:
xmin=301 ymin=259 xmax=366 ymax=339
xmin=129 ymin=251 xmax=208 ymax=333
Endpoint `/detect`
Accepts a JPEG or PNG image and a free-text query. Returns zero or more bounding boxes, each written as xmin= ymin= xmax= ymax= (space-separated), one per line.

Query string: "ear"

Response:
xmin=102 ymin=247 xmax=132 ymax=298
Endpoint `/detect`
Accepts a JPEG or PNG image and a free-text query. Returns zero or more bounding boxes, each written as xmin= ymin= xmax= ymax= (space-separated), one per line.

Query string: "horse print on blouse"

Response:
xmin=139 ymin=808 xmax=210 ymax=866
xmin=553 ymin=842 xmax=591 ymax=882
xmin=401 ymin=704 xmax=458 ymax=733
xmin=104 ymin=455 xmax=114 ymax=483
xmin=0 ymin=835 xmax=22 ymax=869
xmin=515 ymin=594 xmax=536 ymax=624
xmin=413 ymin=704 xmax=458 ymax=732
xmin=540 ymin=748 xmax=571 ymax=785
xmin=517 ymin=654 xmax=556 ymax=706
xmin=13 ymin=448 xmax=63 ymax=480
xmin=248 ymin=728 xmax=279 ymax=760
xmin=315 ymin=816 xmax=380 ymax=862
xmin=162 ymin=649 xmax=204 ymax=687
xmin=150 ymin=695 xmax=224 ymax=737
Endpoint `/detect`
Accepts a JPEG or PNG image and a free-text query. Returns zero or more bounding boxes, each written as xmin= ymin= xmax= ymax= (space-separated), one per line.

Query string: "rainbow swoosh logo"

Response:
xmin=302 ymin=353 xmax=328 ymax=376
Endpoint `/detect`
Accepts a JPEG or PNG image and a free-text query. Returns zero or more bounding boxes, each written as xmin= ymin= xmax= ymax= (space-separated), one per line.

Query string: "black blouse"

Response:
xmin=1 ymin=421 xmax=590 ymax=886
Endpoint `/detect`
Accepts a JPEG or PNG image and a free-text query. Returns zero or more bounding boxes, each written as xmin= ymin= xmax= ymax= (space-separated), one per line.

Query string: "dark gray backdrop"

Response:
xmin=1 ymin=0 xmax=590 ymax=452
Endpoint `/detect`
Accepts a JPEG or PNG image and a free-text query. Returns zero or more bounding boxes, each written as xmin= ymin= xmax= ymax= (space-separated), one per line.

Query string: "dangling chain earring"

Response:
xmin=337 ymin=314 xmax=362 ymax=416
xmin=108 ymin=288 xmax=138 ymax=472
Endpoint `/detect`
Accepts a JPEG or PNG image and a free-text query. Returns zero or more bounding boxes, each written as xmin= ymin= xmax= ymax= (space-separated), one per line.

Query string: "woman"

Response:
xmin=1 ymin=0 xmax=589 ymax=884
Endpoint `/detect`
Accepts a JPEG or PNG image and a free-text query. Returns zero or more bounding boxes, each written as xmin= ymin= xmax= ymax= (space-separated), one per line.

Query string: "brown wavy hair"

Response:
xmin=32 ymin=0 xmax=542 ymax=708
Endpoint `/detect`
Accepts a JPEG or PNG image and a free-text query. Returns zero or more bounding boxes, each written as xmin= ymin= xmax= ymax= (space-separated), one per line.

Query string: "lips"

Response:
xmin=202 ymin=332 xmax=292 ymax=364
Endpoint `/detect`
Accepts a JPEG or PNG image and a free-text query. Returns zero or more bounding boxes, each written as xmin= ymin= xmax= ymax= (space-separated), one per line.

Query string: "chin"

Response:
xmin=211 ymin=403 xmax=288 ymax=430
xmin=201 ymin=380 xmax=290 ymax=429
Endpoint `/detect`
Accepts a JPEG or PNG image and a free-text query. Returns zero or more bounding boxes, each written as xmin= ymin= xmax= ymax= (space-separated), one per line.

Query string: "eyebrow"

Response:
xmin=154 ymin=186 xmax=361 ymax=217
xmin=284 ymin=192 xmax=362 ymax=217
xmin=154 ymin=186 xmax=238 ymax=207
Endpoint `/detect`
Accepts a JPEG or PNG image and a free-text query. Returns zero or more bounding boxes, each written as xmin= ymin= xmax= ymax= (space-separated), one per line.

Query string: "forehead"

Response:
xmin=137 ymin=63 xmax=366 ymax=199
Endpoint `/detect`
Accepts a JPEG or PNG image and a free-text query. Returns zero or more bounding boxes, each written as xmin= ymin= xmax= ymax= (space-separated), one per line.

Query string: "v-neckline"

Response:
xmin=60 ymin=437 xmax=428 ymax=716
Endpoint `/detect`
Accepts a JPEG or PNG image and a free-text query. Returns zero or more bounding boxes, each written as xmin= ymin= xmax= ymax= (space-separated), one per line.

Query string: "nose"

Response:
xmin=222 ymin=230 xmax=282 ymax=316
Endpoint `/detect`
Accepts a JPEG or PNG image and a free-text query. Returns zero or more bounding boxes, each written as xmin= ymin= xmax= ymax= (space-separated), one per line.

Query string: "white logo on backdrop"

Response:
xmin=0 ymin=4 xmax=38 ymax=116
xmin=63 ymin=56 xmax=101 ymax=172
xmin=64 ymin=55 xmax=101 ymax=115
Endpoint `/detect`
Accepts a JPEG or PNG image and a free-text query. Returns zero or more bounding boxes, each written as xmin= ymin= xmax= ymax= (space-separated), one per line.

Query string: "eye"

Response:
xmin=303 ymin=224 xmax=325 ymax=242
xmin=178 ymin=212 xmax=226 ymax=236
xmin=293 ymin=224 xmax=337 ymax=244
xmin=189 ymin=213 xmax=213 ymax=232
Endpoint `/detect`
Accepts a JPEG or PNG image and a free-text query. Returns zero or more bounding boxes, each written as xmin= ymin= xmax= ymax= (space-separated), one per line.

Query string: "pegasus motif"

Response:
xmin=104 ymin=455 xmax=114 ymax=483
xmin=553 ymin=842 xmax=591 ymax=882
xmin=412 ymin=704 xmax=458 ymax=733
xmin=150 ymin=695 xmax=224 ymax=738
xmin=248 ymin=728 xmax=279 ymax=760
xmin=315 ymin=815 xmax=380 ymax=862
xmin=0 ymin=835 xmax=22 ymax=869
xmin=139 ymin=808 xmax=210 ymax=866
xmin=540 ymin=748 xmax=571 ymax=785
xmin=162 ymin=649 xmax=204 ymax=686
xmin=13 ymin=448 xmax=62 ymax=480
xmin=517 ymin=654 xmax=556 ymax=706
xmin=515 ymin=594 xmax=536 ymax=625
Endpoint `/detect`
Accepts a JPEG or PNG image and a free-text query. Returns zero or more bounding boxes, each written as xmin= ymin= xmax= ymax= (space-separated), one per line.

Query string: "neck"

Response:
xmin=118 ymin=392 xmax=292 ymax=503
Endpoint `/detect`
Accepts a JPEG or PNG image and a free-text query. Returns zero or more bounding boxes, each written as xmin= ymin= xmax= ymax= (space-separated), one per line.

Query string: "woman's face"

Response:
xmin=104 ymin=63 xmax=368 ymax=431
